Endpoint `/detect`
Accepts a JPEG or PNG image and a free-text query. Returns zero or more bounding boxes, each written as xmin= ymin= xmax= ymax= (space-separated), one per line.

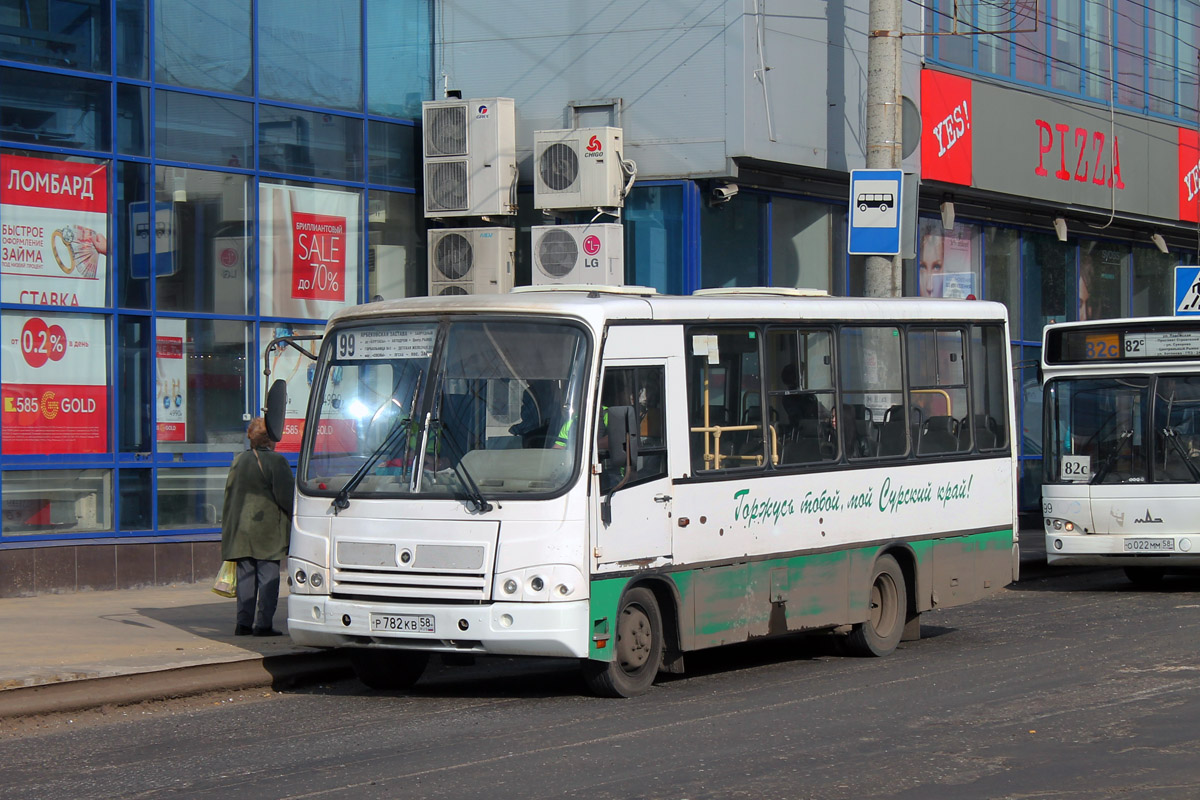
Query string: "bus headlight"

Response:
xmin=289 ymin=558 xmax=329 ymax=595
xmin=494 ymin=565 xmax=585 ymax=602
xmin=1045 ymin=518 xmax=1076 ymax=533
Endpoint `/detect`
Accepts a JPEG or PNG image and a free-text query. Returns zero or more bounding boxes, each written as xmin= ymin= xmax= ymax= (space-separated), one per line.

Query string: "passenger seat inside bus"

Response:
xmin=917 ymin=416 xmax=960 ymax=455
xmin=876 ymin=405 xmax=908 ymax=457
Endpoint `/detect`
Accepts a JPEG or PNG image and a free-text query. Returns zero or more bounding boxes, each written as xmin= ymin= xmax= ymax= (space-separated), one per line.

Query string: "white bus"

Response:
xmin=1041 ymin=317 xmax=1200 ymax=585
xmin=269 ymin=287 xmax=1018 ymax=696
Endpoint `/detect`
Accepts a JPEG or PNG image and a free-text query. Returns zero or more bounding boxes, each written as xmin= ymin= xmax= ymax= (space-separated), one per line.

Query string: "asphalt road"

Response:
xmin=2 ymin=566 xmax=1200 ymax=800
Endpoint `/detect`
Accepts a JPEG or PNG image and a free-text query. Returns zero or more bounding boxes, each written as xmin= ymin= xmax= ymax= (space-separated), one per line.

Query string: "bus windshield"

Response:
xmin=1044 ymin=377 xmax=1150 ymax=485
xmin=299 ymin=318 xmax=590 ymax=500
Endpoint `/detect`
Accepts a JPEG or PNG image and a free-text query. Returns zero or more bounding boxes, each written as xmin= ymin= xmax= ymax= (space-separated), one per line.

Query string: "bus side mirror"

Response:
xmin=264 ymin=379 xmax=288 ymax=443
xmin=604 ymin=405 xmax=639 ymax=472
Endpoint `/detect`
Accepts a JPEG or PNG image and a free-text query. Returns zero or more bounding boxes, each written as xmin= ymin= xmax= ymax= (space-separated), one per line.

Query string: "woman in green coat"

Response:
xmin=221 ymin=417 xmax=295 ymax=636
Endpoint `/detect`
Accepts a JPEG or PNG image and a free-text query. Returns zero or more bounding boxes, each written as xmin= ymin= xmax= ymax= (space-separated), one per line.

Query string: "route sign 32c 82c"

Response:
xmin=848 ymin=169 xmax=903 ymax=256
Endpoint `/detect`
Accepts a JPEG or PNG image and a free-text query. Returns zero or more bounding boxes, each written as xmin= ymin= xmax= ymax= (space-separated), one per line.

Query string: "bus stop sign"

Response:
xmin=1175 ymin=266 xmax=1200 ymax=316
xmin=848 ymin=169 xmax=903 ymax=256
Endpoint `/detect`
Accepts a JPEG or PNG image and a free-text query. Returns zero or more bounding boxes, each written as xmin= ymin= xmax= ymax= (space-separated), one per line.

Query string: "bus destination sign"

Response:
xmin=1050 ymin=323 xmax=1200 ymax=364
xmin=1080 ymin=330 xmax=1200 ymax=360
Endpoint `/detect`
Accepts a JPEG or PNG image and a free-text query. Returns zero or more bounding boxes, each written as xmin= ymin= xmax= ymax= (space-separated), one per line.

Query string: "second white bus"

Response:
xmin=1041 ymin=317 xmax=1200 ymax=585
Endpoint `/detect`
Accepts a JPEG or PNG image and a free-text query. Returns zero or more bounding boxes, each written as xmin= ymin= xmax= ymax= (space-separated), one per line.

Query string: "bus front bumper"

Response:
xmin=287 ymin=595 xmax=591 ymax=658
xmin=1045 ymin=532 xmax=1200 ymax=567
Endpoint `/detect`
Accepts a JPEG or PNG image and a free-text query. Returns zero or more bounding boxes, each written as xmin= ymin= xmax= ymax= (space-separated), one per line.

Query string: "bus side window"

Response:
xmin=970 ymin=325 xmax=1010 ymax=450
xmin=687 ymin=328 xmax=763 ymax=471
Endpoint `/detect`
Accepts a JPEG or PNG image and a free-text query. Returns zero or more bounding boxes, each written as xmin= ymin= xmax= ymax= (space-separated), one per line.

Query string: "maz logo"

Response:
xmin=1134 ymin=509 xmax=1164 ymax=524
xmin=1034 ymin=120 xmax=1126 ymax=189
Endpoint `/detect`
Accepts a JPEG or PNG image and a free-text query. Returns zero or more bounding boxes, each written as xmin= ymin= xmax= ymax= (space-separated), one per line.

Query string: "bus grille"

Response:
xmin=332 ymin=567 xmax=489 ymax=602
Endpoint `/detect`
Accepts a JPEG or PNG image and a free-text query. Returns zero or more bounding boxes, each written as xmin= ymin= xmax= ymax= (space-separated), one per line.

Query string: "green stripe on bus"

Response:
xmin=587 ymin=528 xmax=1013 ymax=658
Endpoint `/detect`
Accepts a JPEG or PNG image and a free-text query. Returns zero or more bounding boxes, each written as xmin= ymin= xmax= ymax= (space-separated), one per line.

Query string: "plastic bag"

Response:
xmin=212 ymin=560 xmax=237 ymax=598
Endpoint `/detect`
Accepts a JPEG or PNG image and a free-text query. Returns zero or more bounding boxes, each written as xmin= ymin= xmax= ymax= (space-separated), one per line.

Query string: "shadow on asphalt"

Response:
xmin=285 ymin=623 xmax=967 ymax=701
xmin=1008 ymin=565 xmax=1200 ymax=594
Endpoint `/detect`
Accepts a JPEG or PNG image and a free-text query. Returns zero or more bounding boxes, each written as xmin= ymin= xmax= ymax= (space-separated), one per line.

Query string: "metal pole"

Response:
xmin=864 ymin=0 xmax=903 ymax=297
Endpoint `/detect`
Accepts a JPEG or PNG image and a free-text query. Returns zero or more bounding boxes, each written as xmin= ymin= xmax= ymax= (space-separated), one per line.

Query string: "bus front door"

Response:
xmin=594 ymin=327 xmax=683 ymax=566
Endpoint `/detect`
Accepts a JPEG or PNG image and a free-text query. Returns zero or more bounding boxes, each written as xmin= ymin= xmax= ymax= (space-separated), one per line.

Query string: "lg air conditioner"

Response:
xmin=423 ymin=98 xmax=517 ymax=218
xmin=427 ymin=228 xmax=515 ymax=295
xmin=531 ymin=224 xmax=624 ymax=286
xmin=534 ymin=127 xmax=625 ymax=210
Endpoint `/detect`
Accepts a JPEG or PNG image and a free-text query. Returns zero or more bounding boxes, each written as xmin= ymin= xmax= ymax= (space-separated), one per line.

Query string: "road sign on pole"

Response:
xmin=848 ymin=169 xmax=903 ymax=256
xmin=1175 ymin=266 xmax=1200 ymax=316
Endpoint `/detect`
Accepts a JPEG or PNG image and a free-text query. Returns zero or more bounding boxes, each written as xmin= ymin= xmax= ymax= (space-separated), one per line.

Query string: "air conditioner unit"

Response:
xmin=422 ymin=98 xmax=517 ymax=218
xmin=534 ymin=127 xmax=625 ymax=210
xmin=531 ymin=224 xmax=624 ymax=286
xmin=427 ymin=227 xmax=515 ymax=295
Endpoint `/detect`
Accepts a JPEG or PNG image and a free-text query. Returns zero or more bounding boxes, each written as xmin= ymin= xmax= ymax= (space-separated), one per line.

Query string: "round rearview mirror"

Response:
xmin=264 ymin=379 xmax=288 ymax=442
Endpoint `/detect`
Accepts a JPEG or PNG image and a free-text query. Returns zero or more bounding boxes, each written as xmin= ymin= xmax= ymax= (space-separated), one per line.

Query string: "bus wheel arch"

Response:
xmin=885 ymin=545 xmax=922 ymax=641
xmin=582 ymin=582 xmax=669 ymax=697
xmin=844 ymin=552 xmax=908 ymax=657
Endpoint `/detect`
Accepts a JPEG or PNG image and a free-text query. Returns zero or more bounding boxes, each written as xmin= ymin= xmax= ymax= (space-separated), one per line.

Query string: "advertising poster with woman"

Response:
xmin=259 ymin=183 xmax=359 ymax=319
xmin=917 ymin=218 xmax=978 ymax=299
xmin=1 ymin=154 xmax=108 ymax=308
xmin=1 ymin=312 xmax=107 ymax=454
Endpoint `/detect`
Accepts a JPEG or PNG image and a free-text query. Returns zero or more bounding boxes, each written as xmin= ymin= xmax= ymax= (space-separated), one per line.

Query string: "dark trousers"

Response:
xmin=235 ymin=558 xmax=281 ymax=631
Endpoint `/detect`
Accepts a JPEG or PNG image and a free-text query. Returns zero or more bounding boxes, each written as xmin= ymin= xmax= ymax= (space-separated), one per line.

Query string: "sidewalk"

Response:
xmin=0 ymin=525 xmax=1050 ymax=720
xmin=0 ymin=582 xmax=350 ymax=719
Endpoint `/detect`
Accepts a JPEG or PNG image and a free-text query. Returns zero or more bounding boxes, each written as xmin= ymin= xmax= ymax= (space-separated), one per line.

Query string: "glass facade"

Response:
xmin=0 ymin=0 xmax=432 ymax=543
xmin=929 ymin=0 xmax=1200 ymax=124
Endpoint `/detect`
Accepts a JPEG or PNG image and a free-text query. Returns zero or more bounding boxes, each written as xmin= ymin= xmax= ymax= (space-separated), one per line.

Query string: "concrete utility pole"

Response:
xmin=864 ymin=0 xmax=904 ymax=298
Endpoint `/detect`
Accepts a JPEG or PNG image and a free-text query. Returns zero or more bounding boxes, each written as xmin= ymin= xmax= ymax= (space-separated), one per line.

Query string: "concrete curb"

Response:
xmin=0 ymin=651 xmax=353 ymax=720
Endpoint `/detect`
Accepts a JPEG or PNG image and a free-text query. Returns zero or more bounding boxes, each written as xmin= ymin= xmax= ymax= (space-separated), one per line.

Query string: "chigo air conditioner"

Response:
xmin=534 ymin=127 xmax=625 ymax=210
xmin=422 ymin=97 xmax=517 ymax=218
xmin=427 ymin=228 xmax=515 ymax=295
xmin=531 ymin=223 xmax=624 ymax=286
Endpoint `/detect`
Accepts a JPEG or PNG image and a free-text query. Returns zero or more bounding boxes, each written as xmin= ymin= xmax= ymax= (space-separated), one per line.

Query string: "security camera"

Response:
xmin=711 ymin=183 xmax=739 ymax=204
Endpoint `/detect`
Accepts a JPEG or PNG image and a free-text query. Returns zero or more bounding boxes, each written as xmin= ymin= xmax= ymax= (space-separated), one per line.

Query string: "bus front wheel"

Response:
xmin=349 ymin=649 xmax=429 ymax=691
xmin=582 ymin=586 xmax=663 ymax=698
xmin=845 ymin=554 xmax=906 ymax=657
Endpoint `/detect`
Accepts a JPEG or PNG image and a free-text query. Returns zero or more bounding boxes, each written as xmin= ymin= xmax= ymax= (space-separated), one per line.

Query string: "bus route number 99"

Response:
xmin=337 ymin=333 xmax=355 ymax=358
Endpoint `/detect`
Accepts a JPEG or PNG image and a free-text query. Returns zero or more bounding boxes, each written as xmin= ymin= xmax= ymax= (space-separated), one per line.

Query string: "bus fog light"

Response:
xmin=1054 ymin=538 xmax=1063 ymax=550
xmin=458 ymin=619 xmax=469 ymax=631
xmin=311 ymin=605 xmax=322 ymax=621
xmin=530 ymin=576 xmax=545 ymax=592
xmin=1181 ymin=538 xmax=1192 ymax=552
xmin=310 ymin=572 xmax=323 ymax=588
xmin=556 ymin=583 xmax=573 ymax=596
xmin=499 ymin=614 xmax=513 ymax=628
xmin=294 ymin=569 xmax=307 ymax=585
xmin=503 ymin=579 xmax=518 ymax=594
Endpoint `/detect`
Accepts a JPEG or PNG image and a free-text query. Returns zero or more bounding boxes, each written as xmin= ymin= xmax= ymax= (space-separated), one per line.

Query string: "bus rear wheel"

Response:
xmin=1124 ymin=566 xmax=1166 ymax=587
xmin=845 ymin=554 xmax=907 ymax=657
xmin=349 ymin=649 xmax=429 ymax=691
xmin=582 ymin=586 xmax=663 ymax=698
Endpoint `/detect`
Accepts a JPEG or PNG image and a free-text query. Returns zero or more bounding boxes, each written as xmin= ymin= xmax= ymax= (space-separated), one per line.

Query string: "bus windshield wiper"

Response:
xmin=1090 ymin=429 xmax=1133 ymax=484
xmin=432 ymin=418 xmax=494 ymax=513
xmin=332 ymin=413 xmax=412 ymax=513
xmin=1162 ymin=426 xmax=1200 ymax=481
xmin=332 ymin=373 xmax=422 ymax=513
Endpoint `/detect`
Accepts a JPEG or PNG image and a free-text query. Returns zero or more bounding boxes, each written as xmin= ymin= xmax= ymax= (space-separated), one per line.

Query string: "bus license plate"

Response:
xmin=1123 ymin=538 xmax=1174 ymax=553
xmin=370 ymin=613 xmax=435 ymax=633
